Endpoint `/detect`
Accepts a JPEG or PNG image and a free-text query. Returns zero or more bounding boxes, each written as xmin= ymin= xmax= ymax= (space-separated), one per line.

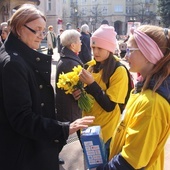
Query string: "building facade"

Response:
xmin=38 ymin=0 xmax=63 ymax=34
xmin=62 ymin=0 xmax=159 ymax=35
xmin=0 ymin=0 xmax=40 ymax=24
xmin=0 ymin=0 xmax=160 ymax=36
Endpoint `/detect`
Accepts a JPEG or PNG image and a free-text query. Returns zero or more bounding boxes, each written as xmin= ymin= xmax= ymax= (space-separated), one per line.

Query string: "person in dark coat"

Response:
xmin=0 ymin=22 xmax=7 ymax=47
xmin=55 ymin=29 xmax=83 ymax=147
xmin=78 ymin=24 xmax=92 ymax=64
xmin=0 ymin=4 xmax=94 ymax=170
xmin=101 ymin=19 xmax=109 ymax=25
xmin=57 ymin=28 xmax=64 ymax=53
xmin=56 ymin=29 xmax=83 ymax=122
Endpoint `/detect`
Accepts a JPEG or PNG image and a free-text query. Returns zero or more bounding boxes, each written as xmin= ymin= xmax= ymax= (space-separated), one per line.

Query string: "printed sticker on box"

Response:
xmin=81 ymin=126 xmax=107 ymax=169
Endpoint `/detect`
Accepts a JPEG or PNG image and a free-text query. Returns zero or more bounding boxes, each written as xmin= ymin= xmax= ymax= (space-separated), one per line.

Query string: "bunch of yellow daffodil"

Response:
xmin=57 ymin=59 xmax=96 ymax=112
xmin=57 ymin=65 xmax=82 ymax=94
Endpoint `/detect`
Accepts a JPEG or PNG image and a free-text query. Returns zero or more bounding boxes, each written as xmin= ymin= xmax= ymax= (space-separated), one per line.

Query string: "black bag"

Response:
xmin=47 ymin=48 xmax=53 ymax=55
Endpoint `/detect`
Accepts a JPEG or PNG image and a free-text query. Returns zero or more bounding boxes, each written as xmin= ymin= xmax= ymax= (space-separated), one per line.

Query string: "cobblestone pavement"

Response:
xmin=40 ymin=45 xmax=170 ymax=170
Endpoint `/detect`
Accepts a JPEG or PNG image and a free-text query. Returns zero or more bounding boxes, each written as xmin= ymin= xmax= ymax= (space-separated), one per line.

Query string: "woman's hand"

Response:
xmin=79 ymin=69 xmax=94 ymax=85
xmin=72 ymin=88 xmax=82 ymax=100
xmin=69 ymin=116 xmax=95 ymax=135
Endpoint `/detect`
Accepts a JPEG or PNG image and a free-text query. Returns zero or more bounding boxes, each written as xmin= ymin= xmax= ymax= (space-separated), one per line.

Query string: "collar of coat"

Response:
xmin=60 ymin=47 xmax=83 ymax=66
xmin=2 ymin=32 xmax=52 ymax=83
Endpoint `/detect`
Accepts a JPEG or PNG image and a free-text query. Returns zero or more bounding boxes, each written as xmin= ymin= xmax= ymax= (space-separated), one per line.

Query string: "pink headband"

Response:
xmin=131 ymin=28 xmax=164 ymax=64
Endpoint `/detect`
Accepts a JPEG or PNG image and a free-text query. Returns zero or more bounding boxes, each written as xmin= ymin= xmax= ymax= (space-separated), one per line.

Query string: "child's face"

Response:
xmin=126 ymin=36 xmax=150 ymax=73
xmin=92 ymin=47 xmax=110 ymax=63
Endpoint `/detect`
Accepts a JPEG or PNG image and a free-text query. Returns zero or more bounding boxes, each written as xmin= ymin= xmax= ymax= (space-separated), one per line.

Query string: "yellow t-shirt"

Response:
xmin=83 ymin=66 xmax=129 ymax=143
xmin=109 ymin=89 xmax=170 ymax=170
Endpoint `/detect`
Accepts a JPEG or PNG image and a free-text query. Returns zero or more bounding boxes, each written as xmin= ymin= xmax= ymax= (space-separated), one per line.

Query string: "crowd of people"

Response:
xmin=0 ymin=3 xmax=169 ymax=170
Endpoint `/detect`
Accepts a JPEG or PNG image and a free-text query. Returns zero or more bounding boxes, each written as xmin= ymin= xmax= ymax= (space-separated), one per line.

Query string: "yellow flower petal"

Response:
xmin=57 ymin=65 xmax=83 ymax=95
xmin=85 ymin=59 xmax=96 ymax=67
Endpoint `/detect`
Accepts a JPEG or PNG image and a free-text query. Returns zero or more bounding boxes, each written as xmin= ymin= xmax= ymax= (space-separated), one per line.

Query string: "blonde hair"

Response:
xmin=48 ymin=25 xmax=53 ymax=30
xmin=134 ymin=25 xmax=170 ymax=91
xmin=10 ymin=4 xmax=46 ymax=37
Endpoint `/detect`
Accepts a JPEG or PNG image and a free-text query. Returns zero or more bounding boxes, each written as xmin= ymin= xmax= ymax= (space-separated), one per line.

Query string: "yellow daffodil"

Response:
xmin=85 ymin=59 xmax=96 ymax=67
xmin=72 ymin=65 xmax=83 ymax=74
xmin=57 ymin=65 xmax=94 ymax=112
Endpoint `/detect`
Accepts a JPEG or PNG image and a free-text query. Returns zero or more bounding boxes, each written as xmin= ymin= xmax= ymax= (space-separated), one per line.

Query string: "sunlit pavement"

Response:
xmin=40 ymin=45 xmax=170 ymax=170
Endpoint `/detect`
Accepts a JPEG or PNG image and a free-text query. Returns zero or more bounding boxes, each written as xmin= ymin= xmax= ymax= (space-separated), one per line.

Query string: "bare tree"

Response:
xmin=158 ymin=0 xmax=170 ymax=27
xmin=133 ymin=1 xmax=157 ymax=24
xmin=89 ymin=4 xmax=106 ymax=31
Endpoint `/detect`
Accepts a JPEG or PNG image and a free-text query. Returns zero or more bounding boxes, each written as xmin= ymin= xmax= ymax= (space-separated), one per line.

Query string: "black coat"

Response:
xmin=78 ymin=32 xmax=92 ymax=64
xmin=55 ymin=47 xmax=83 ymax=122
xmin=0 ymin=33 xmax=69 ymax=170
xmin=57 ymin=34 xmax=63 ymax=53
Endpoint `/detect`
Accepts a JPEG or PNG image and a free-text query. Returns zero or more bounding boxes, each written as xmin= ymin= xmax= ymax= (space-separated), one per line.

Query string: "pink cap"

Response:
xmin=91 ymin=25 xmax=117 ymax=53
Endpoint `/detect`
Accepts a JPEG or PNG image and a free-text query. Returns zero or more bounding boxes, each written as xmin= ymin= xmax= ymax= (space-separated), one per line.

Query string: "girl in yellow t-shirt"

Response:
xmin=73 ymin=24 xmax=129 ymax=156
xmin=96 ymin=25 xmax=170 ymax=170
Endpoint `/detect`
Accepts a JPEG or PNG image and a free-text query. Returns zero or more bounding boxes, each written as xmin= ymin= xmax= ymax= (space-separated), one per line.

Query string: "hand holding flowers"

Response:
xmin=79 ymin=69 xmax=94 ymax=85
xmin=57 ymin=59 xmax=96 ymax=112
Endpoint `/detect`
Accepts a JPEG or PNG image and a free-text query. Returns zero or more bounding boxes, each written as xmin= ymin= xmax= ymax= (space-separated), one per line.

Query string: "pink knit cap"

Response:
xmin=91 ymin=25 xmax=117 ymax=53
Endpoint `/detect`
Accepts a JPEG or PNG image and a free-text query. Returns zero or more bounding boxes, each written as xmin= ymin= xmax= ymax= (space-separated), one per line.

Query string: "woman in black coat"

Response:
xmin=0 ymin=4 xmax=94 ymax=170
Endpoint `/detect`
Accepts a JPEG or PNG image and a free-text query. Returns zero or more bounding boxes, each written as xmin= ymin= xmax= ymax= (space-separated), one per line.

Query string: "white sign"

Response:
xmin=127 ymin=22 xmax=141 ymax=35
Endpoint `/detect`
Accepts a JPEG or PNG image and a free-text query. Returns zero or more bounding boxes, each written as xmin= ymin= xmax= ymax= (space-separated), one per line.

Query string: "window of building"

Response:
xmin=91 ymin=6 xmax=97 ymax=13
xmin=71 ymin=0 xmax=78 ymax=3
xmin=47 ymin=0 xmax=52 ymax=11
xmin=126 ymin=0 xmax=132 ymax=2
xmin=126 ymin=6 xmax=132 ymax=14
xmin=145 ymin=0 xmax=153 ymax=3
xmin=82 ymin=0 xmax=87 ymax=3
xmin=91 ymin=0 xmax=97 ymax=3
xmin=102 ymin=6 xmax=108 ymax=15
xmin=71 ymin=0 xmax=78 ymax=4
xmin=114 ymin=5 xmax=123 ymax=13
xmin=81 ymin=7 xmax=88 ymax=16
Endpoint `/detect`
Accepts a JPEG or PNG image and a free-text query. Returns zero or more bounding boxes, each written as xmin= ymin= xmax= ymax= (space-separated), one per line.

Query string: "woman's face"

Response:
xmin=71 ymin=38 xmax=82 ymax=54
xmin=19 ymin=17 xmax=46 ymax=50
xmin=92 ymin=47 xmax=110 ymax=63
xmin=1 ymin=30 xmax=8 ymax=40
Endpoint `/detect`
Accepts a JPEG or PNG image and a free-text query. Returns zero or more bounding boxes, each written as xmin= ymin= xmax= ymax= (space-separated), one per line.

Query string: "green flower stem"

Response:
xmin=78 ymin=92 xmax=94 ymax=112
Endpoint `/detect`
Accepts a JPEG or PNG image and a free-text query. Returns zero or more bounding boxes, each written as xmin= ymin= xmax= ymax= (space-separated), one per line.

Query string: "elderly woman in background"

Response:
xmin=1 ymin=26 xmax=9 ymax=43
xmin=0 ymin=22 xmax=7 ymax=46
xmin=55 ymin=29 xmax=83 ymax=149
xmin=0 ymin=4 xmax=94 ymax=170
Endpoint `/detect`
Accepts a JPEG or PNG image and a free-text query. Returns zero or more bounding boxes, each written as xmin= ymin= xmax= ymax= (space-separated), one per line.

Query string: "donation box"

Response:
xmin=81 ymin=126 xmax=107 ymax=169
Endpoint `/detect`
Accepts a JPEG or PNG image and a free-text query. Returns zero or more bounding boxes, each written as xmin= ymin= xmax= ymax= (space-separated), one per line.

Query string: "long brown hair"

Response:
xmin=92 ymin=53 xmax=117 ymax=84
